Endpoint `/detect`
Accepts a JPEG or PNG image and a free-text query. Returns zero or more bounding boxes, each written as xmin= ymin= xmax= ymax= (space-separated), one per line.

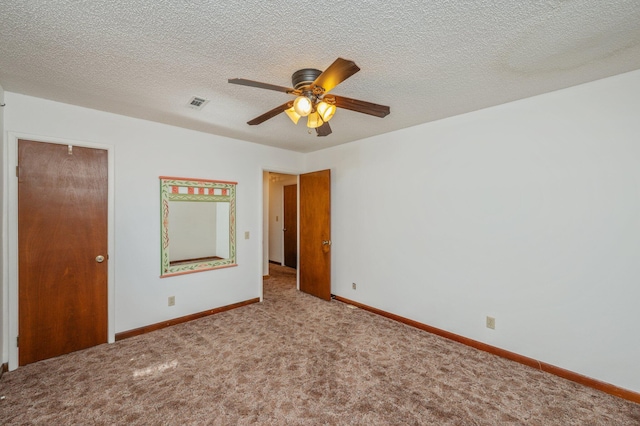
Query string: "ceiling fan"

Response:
xmin=228 ymin=58 xmax=390 ymax=137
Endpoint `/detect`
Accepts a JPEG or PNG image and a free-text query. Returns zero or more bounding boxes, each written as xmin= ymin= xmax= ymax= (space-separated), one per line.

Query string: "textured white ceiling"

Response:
xmin=1 ymin=1 xmax=639 ymax=153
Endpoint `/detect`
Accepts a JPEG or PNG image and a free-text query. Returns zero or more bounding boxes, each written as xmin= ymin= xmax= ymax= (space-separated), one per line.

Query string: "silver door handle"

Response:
xmin=322 ymin=240 xmax=332 ymax=246
xmin=96 ymin=255 xmax=105 ymax=263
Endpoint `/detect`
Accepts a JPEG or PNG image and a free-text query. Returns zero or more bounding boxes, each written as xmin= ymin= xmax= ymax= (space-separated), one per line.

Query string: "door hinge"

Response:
xmin=16 ymin=165 xmax=20 ymax=178
xmin=16 ymin=335 xmax=19 ymax=347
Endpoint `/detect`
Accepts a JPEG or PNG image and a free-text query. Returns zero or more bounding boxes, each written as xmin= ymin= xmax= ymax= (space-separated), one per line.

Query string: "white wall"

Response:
xmin=305 ymin=70 xmax=640 ymax=393
xmin=1 ymin=93 xmax=303 ymax=366
xmin=0 ymin=83 xmax=5 ymax=366
xmin=215 ymin=203 xmax=230 ymax=259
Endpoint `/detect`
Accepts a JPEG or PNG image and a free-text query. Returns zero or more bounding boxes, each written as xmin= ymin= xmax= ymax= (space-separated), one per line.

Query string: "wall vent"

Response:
xmin=187 ymin=96 xmax=209 ymax=110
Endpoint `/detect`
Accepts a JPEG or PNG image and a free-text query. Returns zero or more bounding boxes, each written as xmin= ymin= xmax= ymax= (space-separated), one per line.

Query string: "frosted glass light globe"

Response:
xmin=306 ymin=112 xmax=322 ymax=128
xmin=293 ymin=96 xmax=312 ymax=117
xmin=316 ymin=101 xmax=336 ymax=122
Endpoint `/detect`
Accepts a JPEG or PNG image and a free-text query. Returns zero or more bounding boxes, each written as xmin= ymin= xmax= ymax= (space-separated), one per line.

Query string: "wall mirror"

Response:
xmin=160 ymin=176 xmax=237 ymax=277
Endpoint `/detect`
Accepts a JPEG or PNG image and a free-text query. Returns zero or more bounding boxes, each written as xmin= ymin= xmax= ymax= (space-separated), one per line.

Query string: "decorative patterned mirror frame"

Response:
xmin=160 ymin=176 xmax=237 ymax=277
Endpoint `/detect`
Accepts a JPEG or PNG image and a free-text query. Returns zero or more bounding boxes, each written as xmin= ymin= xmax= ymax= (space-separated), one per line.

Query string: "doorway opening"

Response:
xmin=263 ymin=172 xmax=298 ymax=278
xmin=261 ymin=169 xmax=332 ymax=302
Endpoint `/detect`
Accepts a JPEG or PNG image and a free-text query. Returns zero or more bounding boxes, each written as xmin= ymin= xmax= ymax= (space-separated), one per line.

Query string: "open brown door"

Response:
xmin=283 ymin=184 xmax=297 ymax=268
xmin=18 ymin=139 xmax=108 ymax=365
xmin=299 ymin=170 xmax=331 ymax=300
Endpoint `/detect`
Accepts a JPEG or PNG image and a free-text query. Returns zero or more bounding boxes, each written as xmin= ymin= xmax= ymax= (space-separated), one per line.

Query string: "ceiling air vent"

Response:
xmin=187 ymin=96 xmax=209 ymax=110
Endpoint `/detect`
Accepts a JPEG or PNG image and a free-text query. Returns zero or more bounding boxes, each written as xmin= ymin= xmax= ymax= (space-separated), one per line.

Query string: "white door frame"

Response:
xmin=3 ymin=132 xmax=116 ymax=370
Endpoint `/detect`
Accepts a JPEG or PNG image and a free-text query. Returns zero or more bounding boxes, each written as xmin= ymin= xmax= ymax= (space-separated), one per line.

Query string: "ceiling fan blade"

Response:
xmin=247 ymin=102 xmax=292 ymax=125
xmin=313 ymin=58 xmax=360 ymax=93
xmin=316 ymin=121 xmax=332 ymax=137
xmin=328 ymin=95 xmax=390 ymax=118
xmin=228 ymin=78 xmax=298 ymax=95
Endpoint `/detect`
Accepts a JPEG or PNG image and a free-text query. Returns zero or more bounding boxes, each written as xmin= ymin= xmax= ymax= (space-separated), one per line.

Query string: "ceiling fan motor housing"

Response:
xmin=292 ymin=68 xmax=322 ymax=91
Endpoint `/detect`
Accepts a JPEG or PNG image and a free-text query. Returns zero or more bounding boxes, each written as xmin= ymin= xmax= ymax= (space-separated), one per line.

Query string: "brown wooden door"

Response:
xmin=299 ymin=170 xmax=331 ymax=300
xmin=18 ymin=139 xmax=108 ymax=365
xmin=283 ymin=184 xmax=297 ymax=268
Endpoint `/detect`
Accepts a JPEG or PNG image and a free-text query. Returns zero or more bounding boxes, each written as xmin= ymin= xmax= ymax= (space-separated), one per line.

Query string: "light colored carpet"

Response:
xmin=1 ymin=264 xmax=638 ymax=424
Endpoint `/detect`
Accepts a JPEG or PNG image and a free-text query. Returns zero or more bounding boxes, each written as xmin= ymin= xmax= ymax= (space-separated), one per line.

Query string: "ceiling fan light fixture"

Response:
xmin=293 ymin=96 xmax=313 ymax=117
xmin=306 ymin=111 xmax=323 ymax=129
xmin=284 ymin=107 xmax=301 ymax=124
xmin=228 ymin=58 xmax=390 ymax=134
xmin=316 ymin=101 xmax=336 ymax=122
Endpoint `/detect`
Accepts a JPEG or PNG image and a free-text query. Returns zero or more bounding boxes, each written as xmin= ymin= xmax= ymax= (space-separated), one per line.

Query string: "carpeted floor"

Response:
xmin=1 ymin=264 xmax=638 ymax=425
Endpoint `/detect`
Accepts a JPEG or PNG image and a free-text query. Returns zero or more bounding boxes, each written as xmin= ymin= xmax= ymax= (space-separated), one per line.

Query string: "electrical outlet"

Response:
xmin=168 ymin=296 xmax=175 ymax=306
xmin=486 ymin=316 xmax=495 ymax=330
xmin=352 ymin=282 xmax=357 ymax=290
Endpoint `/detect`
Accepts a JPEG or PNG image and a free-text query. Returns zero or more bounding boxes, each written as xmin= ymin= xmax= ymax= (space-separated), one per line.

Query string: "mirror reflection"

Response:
xmin=160 ymin=176 xmax=237 ymax=277
xmin=168 ymin=201 xmax=230 ymax=265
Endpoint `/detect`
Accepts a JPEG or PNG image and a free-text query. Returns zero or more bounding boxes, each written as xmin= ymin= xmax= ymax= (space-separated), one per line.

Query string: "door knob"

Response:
xmin=322 ymin=240 xmax=332 ymax=246
xmin=95 ymin=255 xmax=105 ymax=263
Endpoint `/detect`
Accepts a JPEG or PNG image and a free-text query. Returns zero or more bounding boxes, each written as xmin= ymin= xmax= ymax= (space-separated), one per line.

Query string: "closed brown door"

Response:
xmin=283 ymin=184 xmax=297 ymax=268
xmin=18 ymin=139 xmax=108 ymax=365
xmin=299 ymin=170 xmax=331 ymax=301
